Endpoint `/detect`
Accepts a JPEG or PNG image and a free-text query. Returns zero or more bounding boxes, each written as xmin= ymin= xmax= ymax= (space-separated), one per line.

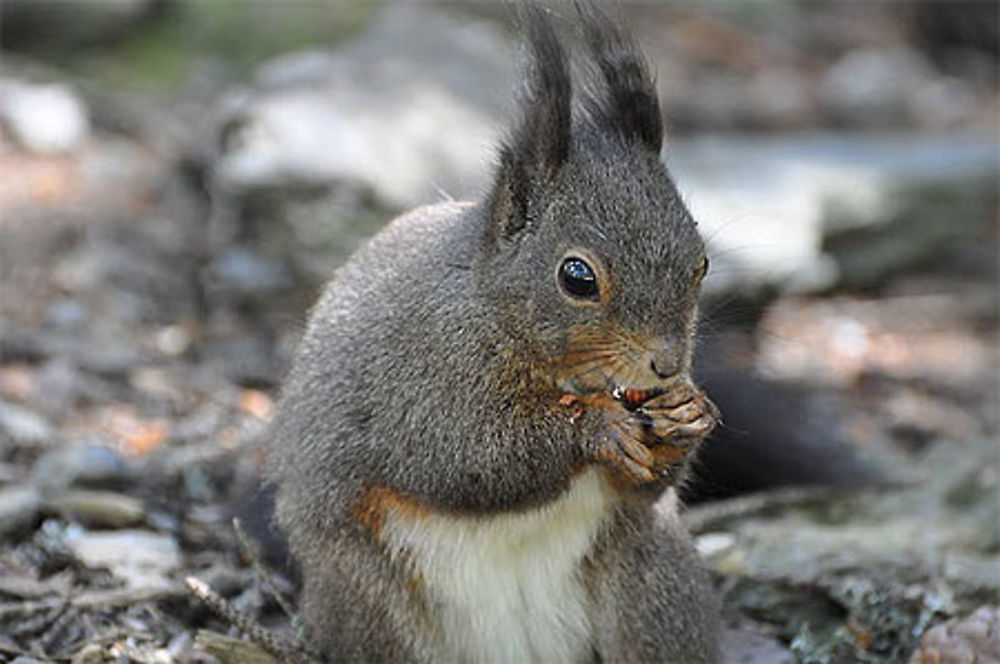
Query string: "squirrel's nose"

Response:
xmin=650 ymin=343 xmax=683 ymax=379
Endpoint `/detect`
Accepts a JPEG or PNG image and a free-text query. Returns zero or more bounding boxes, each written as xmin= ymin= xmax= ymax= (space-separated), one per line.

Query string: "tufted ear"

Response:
xmin=578 ymin=2 xmax=662 ymax=152
xmin=486 ymin=6 xmax=571 ymax=245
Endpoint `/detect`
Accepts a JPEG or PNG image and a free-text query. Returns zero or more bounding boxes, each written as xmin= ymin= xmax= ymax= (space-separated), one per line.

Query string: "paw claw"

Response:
xmin=592 ymin=384 xmax=717 ymax=486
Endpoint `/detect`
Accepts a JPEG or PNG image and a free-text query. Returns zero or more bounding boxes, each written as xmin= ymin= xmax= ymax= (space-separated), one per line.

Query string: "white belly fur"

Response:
xmin=381 ymin=468 xmax=617 ymax=664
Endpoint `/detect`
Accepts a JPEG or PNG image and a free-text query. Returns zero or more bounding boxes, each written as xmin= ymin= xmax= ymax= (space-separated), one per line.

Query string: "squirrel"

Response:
xmin=267 ymin=6 xmax=722 ymax=663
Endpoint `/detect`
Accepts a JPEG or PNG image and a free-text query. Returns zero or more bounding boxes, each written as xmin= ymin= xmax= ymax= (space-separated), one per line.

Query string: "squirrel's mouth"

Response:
xmin=612 ymin=385 xmax=664 ymax=411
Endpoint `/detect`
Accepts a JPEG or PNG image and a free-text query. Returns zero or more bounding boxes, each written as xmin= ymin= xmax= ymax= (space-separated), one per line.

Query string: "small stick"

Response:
xmin=185 ymin=577 xmax=320 ymax=664
xmin=232 ymin=517 xmax=297 ymax=621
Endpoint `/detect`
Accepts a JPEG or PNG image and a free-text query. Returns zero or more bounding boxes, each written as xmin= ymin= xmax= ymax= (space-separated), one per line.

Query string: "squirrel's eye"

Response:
xmin=559 ymin=257 xmax=599 ymax=300
xmin=694 ymin=256 xmax=709 ymax=283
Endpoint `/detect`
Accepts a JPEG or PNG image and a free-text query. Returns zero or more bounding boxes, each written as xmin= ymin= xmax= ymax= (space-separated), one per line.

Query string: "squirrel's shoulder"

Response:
xmin=380 ymin=200 xmax=478 ymax=242
xmin=297 ymin=200 xmax=483 ymax=367
xmin=306 ymin=200 xmax=479 ymax=322
xmin=342 ymin=200 xmax=479 ymax=277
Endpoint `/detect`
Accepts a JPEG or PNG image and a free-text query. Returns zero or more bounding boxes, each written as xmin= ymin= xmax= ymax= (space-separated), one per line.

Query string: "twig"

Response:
xmin=185 ymin=577 xmax=320 ymax=664
xmin=232 ymin=517 xmax=297 ymax=621
xmin=8 ymin=597 xmax=68 ymax=637
xmin=35 ymin=605 xmax=80 ymax=656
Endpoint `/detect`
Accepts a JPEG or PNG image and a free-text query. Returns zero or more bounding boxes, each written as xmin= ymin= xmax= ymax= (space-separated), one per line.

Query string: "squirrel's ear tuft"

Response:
xmin=487 ymin=6 xmax=571 ymax=244
xmin=578 ymin=3 xmax=662 ymax=152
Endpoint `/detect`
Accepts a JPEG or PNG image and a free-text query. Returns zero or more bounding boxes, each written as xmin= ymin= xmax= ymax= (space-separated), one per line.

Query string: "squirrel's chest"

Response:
xmin=381 ymin=468 xmax=615 ymax=664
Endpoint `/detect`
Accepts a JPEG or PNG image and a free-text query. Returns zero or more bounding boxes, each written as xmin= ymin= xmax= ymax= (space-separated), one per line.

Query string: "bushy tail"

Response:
xmin=686 ymin=345 xmax=884 ymax=502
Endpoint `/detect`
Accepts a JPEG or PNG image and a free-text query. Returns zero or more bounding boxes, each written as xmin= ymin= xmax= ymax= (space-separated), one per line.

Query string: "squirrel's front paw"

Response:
xmin=589 ymin=384 xmax=719 ymax=485
xmin=638 ymin=383 xmax=719 ymax=447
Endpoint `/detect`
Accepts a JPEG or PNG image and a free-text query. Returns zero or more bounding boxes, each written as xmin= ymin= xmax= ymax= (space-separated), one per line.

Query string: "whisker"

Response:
xmin=548 ymin=351 xmax=620 ymax=368
xmin=609 ymin=345 xmax=645 ymax=387
xmin=548 ymin=329 xmax=660 ymax=391
xmin=555 ymin=357 xmax=616 ymax=379
xmin=604 ymin=355 xmax=631 ymax=391
xmin=566 ymin=329 xmax=627 ymax=344
xmin=564 ymin=345 xmax=621 ymax=356
xmin=564 ymin=340 xmax=621 ymax=352
xmin=619 ymin=335 xmax=647 ymax=355
xmin=559 ymin=355 xmax=620 ymax=384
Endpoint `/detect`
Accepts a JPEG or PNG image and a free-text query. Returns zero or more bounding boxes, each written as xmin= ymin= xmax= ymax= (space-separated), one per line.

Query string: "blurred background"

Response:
xmin=0 ymin=2 xmax=997 ymax=662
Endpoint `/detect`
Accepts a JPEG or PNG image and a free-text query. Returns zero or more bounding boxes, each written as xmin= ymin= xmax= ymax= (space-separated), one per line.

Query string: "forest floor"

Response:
xmin=1 ymin=3 xmax=998 ymax=662
xmin=0 ymin=123 xmax=997 ymax=664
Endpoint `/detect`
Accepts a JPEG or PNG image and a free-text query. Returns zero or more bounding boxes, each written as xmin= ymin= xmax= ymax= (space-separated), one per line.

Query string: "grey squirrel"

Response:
xmin=267 ymin=7 xmax=724 ymax=662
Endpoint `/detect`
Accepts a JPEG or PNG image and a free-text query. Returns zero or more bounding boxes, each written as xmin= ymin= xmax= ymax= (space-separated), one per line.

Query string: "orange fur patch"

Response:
xmin=355 ymin=485 xmax=432 ymax=539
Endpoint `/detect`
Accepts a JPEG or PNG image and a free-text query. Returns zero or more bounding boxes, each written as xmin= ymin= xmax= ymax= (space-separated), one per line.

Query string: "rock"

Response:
xmin=909 ymin=76 xmax=979 ymax=128
xmin=207 ymin=247 xmax=293 ymax=296
xmin=202 ymin=335 xmax=284 ymax=388
xmin=65 ymin=529 xmax=181 ymax=590
xmin=46 ymin=489 xmax=146 ymax=528
xmin=0 ymin=398 xmax=54 ymax=445
xmin=909 ymin=605 xmax=1000 ymax=664
xmin=31 ymin=443 xmax=133 ymax=491
xmin=211 ymin=184 xmax=394 ymax=288
xmin=669 ymin=70 xmax=749 ymax=131
xmin=0 ymin=485 xmax=42 ymax=537
xmin=0 ymin=462 xmax=19 ymax=483
xmin=0 ymin=0 xmax=161 ymax=51
xmin=821 ymin=48 xmax=934 ymax=126
xmin=214 ymin=4 xmax=512 ymax=207
xmin=209 ymin=4 xmax=513 ymax=286
xmin=821 ymin=171 xmax=997 ymax=291
xmin=695 ymin=532 xmax=737 ymax=559
xmin=666 ymin=131 xmax=999 ymax=297
xmin=45 ymin=297 xmax=89 ymax=330
xmin=0 ymin=80 xmax=90 ymax=154
xmin=745 ymin=67 xmax=815 ymax=129
xmin=691 ymin=439 xmax=1000 ymax=663
xmin=722 ymin=626 xmax=795 ymax=664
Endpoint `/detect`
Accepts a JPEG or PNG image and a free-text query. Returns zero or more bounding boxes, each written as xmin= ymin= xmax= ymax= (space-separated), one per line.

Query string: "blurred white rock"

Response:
xmin=0 ymin=485 xmax=42 ymax=537
xmin=820 ymin=48 xmax=933 ymax=126
xmin=0 ymin=80 xmax=90 ymax=154
xmin=667 ymin=132 xmax=999 ymax=295
xmin=66 ymin=528 xmax=181 ymax=590
xmin=0 ymin=397 xmax=54 ymax=445
xmin=213 ymin=4 xmax=514 ymax=208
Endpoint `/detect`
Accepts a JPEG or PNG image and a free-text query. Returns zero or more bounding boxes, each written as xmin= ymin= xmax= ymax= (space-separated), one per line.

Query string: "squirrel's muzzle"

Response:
xmin=650 ymin=341 xmax=685 ymax=380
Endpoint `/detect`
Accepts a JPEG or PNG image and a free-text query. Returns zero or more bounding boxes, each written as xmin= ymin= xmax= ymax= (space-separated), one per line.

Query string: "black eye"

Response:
xmin=559 ymin=257 xmax=599 ymax=300
xmin=694 ymin=256 xmax=709 ymax=282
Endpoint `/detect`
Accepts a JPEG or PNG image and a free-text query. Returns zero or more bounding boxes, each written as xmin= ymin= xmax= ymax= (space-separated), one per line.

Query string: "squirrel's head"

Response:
xmin=476 ymin=5 xmax=707 ymax=401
